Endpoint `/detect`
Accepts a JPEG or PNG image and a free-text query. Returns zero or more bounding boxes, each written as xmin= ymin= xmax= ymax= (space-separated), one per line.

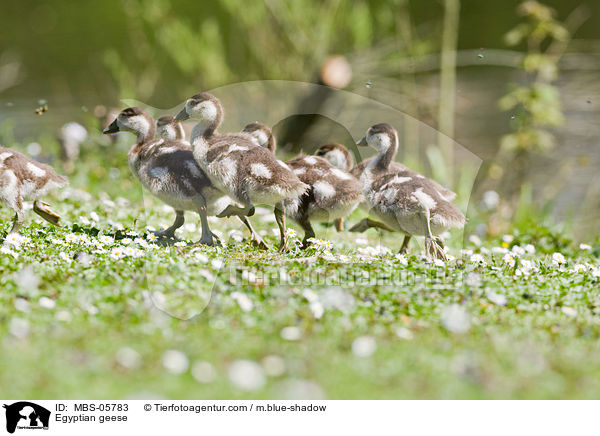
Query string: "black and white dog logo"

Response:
xmin=3 ymin=402 xmax=50 ymax=433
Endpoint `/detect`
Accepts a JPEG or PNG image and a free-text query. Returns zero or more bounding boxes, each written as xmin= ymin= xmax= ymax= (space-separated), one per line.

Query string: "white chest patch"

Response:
xmin=313 ymin=180 xmax=336 ymax=200
xmin=330 ymin=168 xmax=352 ymax=180
xmin=411 ymin=187 xmax=437 ymax=210
xmin=217 ymin=157 xmax=237 ymax=185
xmin=185 ymin=160 xmax=203 ymax=178
xmin=150 ymin=166 xmax=169 ymax=179
xmin=303 ymin=156 xmax=317 ymax=165
xmin=250 ymin=163 xmax=272 ymax=179
xmin=26 ymin=162 xmax=46 ymax=178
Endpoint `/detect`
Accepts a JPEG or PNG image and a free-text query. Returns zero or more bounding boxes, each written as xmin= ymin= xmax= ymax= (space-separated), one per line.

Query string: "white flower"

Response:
xmin=123 ymin=247 xmax=137 ymax=257
xmin=511 ymin=245 xmax=525 ymax=256
xmin=552 ymin=252 xmax=566 ymax=266
xmin=280 ymin=326 xmax=302 ymax=341
xmin=302 ymin=289 xmax=319 ymax=303
xmin=310 ymin=302 xmax=324 ymax=319
xmin=591 ymin=268 xmax=600 ymax=278
xmin=162 ymin=350 xmax=189 ymax=374
xmin=470 ymin=253 xmax=485 ymax=263
xmin=211 ymin=259 xmax=224 ymax=269
xmin=228 ymin=360 xmax=265 ymax=391
xmin=287 ymin=228 xmax=297 ymax=238
xmin=90 ymin=211 xmax=100 ymax=222
xmin=121 ymin=238 xmax=133 ymax=245
xmin=338 ymin=254 xmax=351 ymax=263
xmin=525 ymin=244 xmax=536 ymax=254
xmin=195 ymin=252 xmax=209 ymax=263
xmin=461 ymin=249 xmax=473 ymax=257
xmin=65 ymin=233 xmax=79 ymax=243
xmin=468 ymin=235 xmax=481 ymax=246
xmin=482 ymin=190 xmax=499 ymax=209
xmin=99 ymin=235 xmax=114 ymax=245
xmin=79 ymin=216 xmax=91 ymax=225
xmin=395 ymin=327 xmax=414 ymax=340
xmin=134 ymin=238 xmax=149 ymax=248
xmin=487 ymin=291 xmax=507 ymax=306
xmin=4 ymin=233 xmax=24 ymax=247
xmin=115 ymin=347 xmax=141 ymax=369
xmin=38 ymin=297 xmax=56 ymax=309
xmin=261 ymin=355 xmax=286 ymax=377
xmin=492 ymin=247 xmax=508 ymax=254
xmin=191 ymin=361 xmax=217 ymax=383
xmin=572 ymin=264 xmax=587 ymax=273
xmin=561 ymin=307 xmax=577 ymax=317
xmin=174 ymin=241 xmax=186 ymax=247
xmin=580 ymin=243 xmax=592 ymax=251
xmin=433 ymin=259 xmax=446 ymax=267
xmin=110 ymin=247 xmax=125 ymax=259
xmin=503 ymin=253 xmax=516 ymax=267
xmin=520 ymin=259 xmax=534 ymax=271
xmin=502 ymin=235 xmax=514 ymax=243
xmin=9 ymin=317 xmax=30 ymax=339
xmin=231 ymin=292 xmax=253 ymax=312
xmin=352 ymin=335 xmax=377 ymax=357
xmin=58 ymin=252 xmax=70 ymax=262
xmin=146 ymin=233 xmax=158 ymax=242
xmin=1 ymin=246 xmax=18 ymax=258
xmin=14 ymin=298 xmax=30 ymax=312
xmin=441 ymin=304 xmax=470 ymax=334
xmin=395 ymin=254 xmax=408 ymax=266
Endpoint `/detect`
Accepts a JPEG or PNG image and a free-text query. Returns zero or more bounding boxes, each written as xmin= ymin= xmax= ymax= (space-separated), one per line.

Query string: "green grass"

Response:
xmin=1 ymin=138 xmax=599 ymax=399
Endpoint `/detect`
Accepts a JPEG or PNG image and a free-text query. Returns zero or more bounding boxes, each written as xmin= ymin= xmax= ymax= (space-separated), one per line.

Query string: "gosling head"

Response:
xmin=174 ymin=93 xmax=223 ymax=136
xmin=157 ymin=115 xmax=185 ymax=141
xmin=103 ymin=107 xmax=155 ymax=142
xmin=242 ymin=122 xmax=276 ymax=152
xmin=356 ymin=123 xmax=398 ymax=153
xmin=315 ymin=143 xmax=354 ymax=171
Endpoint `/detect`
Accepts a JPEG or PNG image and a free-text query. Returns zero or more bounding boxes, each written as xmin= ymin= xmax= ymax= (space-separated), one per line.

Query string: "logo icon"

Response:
xmin=3 ymin=402 xmax=50 ymax=434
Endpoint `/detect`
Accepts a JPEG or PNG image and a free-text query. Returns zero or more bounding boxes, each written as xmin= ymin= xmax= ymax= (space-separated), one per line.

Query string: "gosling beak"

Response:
xmin=356 ymin=136 xmax=368 ymax=146
xmin=174 ymin=108 xmax=189 ymax=122
xmin=103 ymin=120 xmax=120 ymax=134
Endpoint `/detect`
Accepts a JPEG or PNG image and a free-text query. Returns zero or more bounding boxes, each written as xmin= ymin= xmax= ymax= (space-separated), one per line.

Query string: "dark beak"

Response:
xmin=103 ymin=120 xmax=120 ymax=134
xmin=356 ymin=136 xmax=368 ymax=146
xmin=174 ymin=108 xmax=189 ymax=122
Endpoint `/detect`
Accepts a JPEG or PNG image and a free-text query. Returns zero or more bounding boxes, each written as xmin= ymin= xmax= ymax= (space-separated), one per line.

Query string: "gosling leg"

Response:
xmin=192 ymin=196 xmax=220 ymax=246
xmin=238 ymin=216 xmax=270 ymax=250
xmin=153 ymin=210 xmax=184 ymax=239
xmin=349 ymin=218 xmax=394 ymax=233
xmin=274 ymin=202 xmax=288 ymax=252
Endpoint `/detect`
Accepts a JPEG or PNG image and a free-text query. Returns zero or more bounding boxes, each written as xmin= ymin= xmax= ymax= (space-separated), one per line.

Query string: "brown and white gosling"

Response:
xmin=156 ymin=116 xmax=186 ymax=142
xmin=103 ymin=107 xmax=230 ymax=245
xmin=0 ymin=146 xmax=68 ymax=240
xmin=315 ymin=141 xmax=459 ymax=246
xmin=243 ymin=123 xmax=363 ymax=247
xmin=155 ymin=113 xmax=267 ymax=247
xmin=353 ymin=123 xmax=465 ymax=260
xmin=174 ymin=93 xmax=308 ymax=252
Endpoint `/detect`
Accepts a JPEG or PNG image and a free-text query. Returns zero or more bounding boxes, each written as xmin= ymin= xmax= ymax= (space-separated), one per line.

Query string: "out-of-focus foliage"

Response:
xmin=498 ymin=1 xmax=568 ymax=153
